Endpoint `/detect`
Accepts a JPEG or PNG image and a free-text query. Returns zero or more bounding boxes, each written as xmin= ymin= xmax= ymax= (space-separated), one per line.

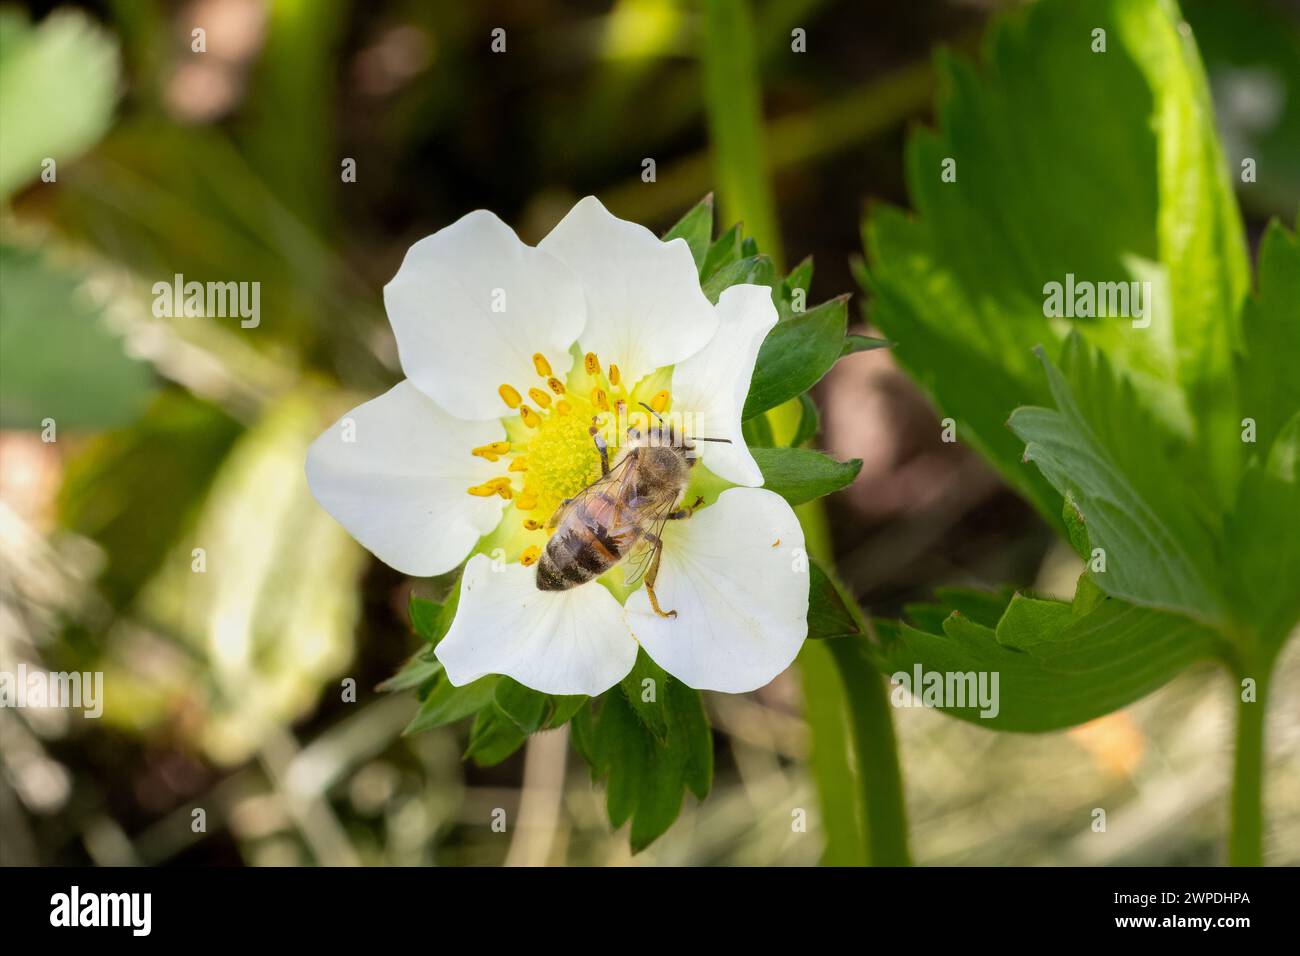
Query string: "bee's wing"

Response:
xmin=545 ymin=452 xmax=637 ymax=529
xmin=621 ymin=496 xmax=679 ymax=588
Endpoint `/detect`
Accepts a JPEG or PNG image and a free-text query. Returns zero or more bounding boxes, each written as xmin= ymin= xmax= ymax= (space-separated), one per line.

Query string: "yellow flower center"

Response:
xmin=524 ymin=403 xmax=603 ymax=515
xmin=465 ymin=350 xmax=674 ymax=541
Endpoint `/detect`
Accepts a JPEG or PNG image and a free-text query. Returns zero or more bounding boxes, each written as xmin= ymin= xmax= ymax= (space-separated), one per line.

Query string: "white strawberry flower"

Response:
xmin=306 ymin=197 xmax=809 ymax=696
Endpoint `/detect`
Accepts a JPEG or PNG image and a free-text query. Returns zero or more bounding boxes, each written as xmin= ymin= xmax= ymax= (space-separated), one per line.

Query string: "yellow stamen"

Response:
xmin=515 ymin=491 xmax=539 ymax=511
xmin=584 ymin=352 xmax=601 ymax=376
xmin=466 ymin=482 xmax=498 ymax=497
xmin=591 ymin=387 xmax=610 ymax=412
xmin=520 ymin=545 xmax=542 ymax=567
xmin=556 ymin=400 xmax=572 ymax=415
xmin=509 ymin=457 xmax=528 ymax=472
xmin=532 ymin=353 xmax=552 ymax=378
xmin=528 ymin=387 xmax=552 ymax=409
xmin=498 ymin=384 xmax=522 ymax=409
xmin=547 ymin=377 xmax=566 ymax=395
xmin=650 ymin=389 xmax=671 ymax=413
xmin=520 ymin=405 xmax=541 ymax=428
xmin=523 ymin=518 xmax=543 ymax=531
xmin=488 ymin=476 xmax=515 ymax=500
xmin=472 ymin=442 xmax=511 ymax=461
xmin=608 ymin=364 xmax=621 ymax=387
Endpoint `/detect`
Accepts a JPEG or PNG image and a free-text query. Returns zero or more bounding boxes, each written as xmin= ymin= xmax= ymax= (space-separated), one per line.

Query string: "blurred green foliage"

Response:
xmin=0 ymin=0 xmax=1296 ymax=867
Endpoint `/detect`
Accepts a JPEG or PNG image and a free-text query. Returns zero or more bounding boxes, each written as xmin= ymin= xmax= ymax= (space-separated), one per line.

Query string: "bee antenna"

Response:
xmin=637 ymin=402 xmax=665 ymax=424
xmin=690 ymin=436 xmax=732 ymax=444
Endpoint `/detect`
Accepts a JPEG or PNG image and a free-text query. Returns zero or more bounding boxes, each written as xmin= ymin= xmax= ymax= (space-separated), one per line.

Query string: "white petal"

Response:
xmin=538 ymin=196 xmax=717 ymax=386
xmin=671 ymin=283 xmax=776 ymax=486
xmin=384 ymin=210 xmax=586 ymax=421
xmin=626 ymin=487 xmax=808 ymax=693
xmin=305 ymin=381 xmax=507 ymax=576
xmin=437 ymin=555 xmax=638 ymax=696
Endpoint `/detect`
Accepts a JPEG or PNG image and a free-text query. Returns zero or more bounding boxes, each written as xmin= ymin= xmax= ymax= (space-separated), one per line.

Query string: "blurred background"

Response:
xmin=1 ymin=0 xmax=1297 ymax=866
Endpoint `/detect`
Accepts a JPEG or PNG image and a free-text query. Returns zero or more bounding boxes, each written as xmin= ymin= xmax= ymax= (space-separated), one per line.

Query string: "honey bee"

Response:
xmin=535 ymin=405 xmax=729 ymax=618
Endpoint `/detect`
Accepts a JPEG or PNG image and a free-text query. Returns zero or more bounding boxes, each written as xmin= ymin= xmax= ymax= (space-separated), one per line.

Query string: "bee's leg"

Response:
xmin=642 ymin=533 xmax=677 ymax=619
xmin=588 ymin=422 xmax=610 ymax=477
xmin=666 ymin=496 xmax=705 ymax=521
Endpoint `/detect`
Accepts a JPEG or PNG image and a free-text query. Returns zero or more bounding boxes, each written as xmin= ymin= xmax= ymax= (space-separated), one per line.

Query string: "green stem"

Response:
xmin=825 ymin=635 xmax=911 ymax=866
xmin=700 ymin=0 xmax=782 ymax=268
xmin=1228 ymin=662 xmax=1269 ymax=866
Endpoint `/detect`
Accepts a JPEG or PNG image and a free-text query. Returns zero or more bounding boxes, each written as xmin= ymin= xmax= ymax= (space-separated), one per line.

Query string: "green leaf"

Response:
xmin=404 ymin=675 xmax=499 ymax=735
xmin=545 ymin=695 xmax=588 ymax=730
xmin=493 ymin=677 xmax=549 ymax=735
xmin=376 ymin=654 xmax=441 ymax=694
xmin=1009 ymin=335 xmax=1226 ymax=625
xmin=882 ymin=579 xmax=1219 ymax=732
xmin=701 ymin=253 xmax=774 ymax=305
xmin=0 ymin=243 xmax=157 ymax=429
xmin=863 ymin=0 xmax=1250 ymax=523
xmin=1237 ymin=219 xmax=1300 ymax=458
xmin=790 ymin=392 xmax=820 ymax=447
xmin=662 ymin=194 xmax=714 ymax=271
xmin=1062 ymin=491 xmax=1090 ymax=560
xmin=699 ymin=223 xmax=742 ymax=281
xmin=740 ymin=411 xmax=774 ymax=449
xmin=743 ymin=296 xmax=848 ymax=420
xmin=840 ymin=334 xmax=891 ymax=357
xmin=994 ymin=592 xmax=1074 ymax=649
xmin=1225 ymin=411 xmax=1300 ymax=649
xmin=784 ymin=256 xmax=813 ymax=301
xmin=619 ymin=651 xmax=670 ymax=741
xmin=407 ymin=595 xmax=441 ymax=643
xmin=573 ymin=652 xmax=713 ymax=852
xmin=931 ymin=585 xmax=1015 ymax=629
xmin=807 ymin=560 xmax=862 ymax=640
xmin=0 ymin=9 xmax=119 ymax=199
xmin=751 ymin=447 xmax=861 ymax=506
xmin=464 ymin=705 xmax=528 ymax=767
xmin=382 ymin=593 xmax=454 ymax=696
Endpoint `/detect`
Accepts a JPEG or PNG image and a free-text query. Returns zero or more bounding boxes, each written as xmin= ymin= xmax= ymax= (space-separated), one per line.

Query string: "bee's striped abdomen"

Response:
xmin=535 ymin=494 xmax=631 ymax=591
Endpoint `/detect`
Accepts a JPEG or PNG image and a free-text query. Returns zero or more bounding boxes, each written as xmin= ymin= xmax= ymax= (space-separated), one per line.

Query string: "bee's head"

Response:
xmin=626 ymin=417 xmax=686 ymax=452
xmin=631 ymin=403 xmax=726 ymax=465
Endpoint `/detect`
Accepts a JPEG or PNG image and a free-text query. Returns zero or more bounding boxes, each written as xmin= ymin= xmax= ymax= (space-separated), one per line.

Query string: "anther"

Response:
xmin=608 ymin=364 xmax=621 ymax=387
xmin=472 ymin=442 xmax=511 ymax=461
xmin=528 ymin=387 xmax=552 ymax=409
xmin=584 ymin=352 xmax=601 ymax=376
xmin=556 ymin=400 xmax=572 ymax=415
xmin=547 ymin=377 xmax=565 ymax=395
xmin=508 ymin=457 xmax=528 ymax=472
xmin=520 ymin=545 xmax=542 ymax=567
xmin=516 ymin=491 xmax=539 ymax=511
xmin=498 ymin=384 xmax=522 ymax=409
xmin=650 ymin=390 xmax=670 ymax=413
xmin=523 ymin=518 xmax=543 ymax=531
xmin=532 ymin=353 xmax=552 ymax=378
xmin=520 ymin=405 xmax=541 ymax=428
xmin=466 ymin=483 xmax=498 ymax=497
xmin=591 ymin=387 xmax=610 ymax=412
